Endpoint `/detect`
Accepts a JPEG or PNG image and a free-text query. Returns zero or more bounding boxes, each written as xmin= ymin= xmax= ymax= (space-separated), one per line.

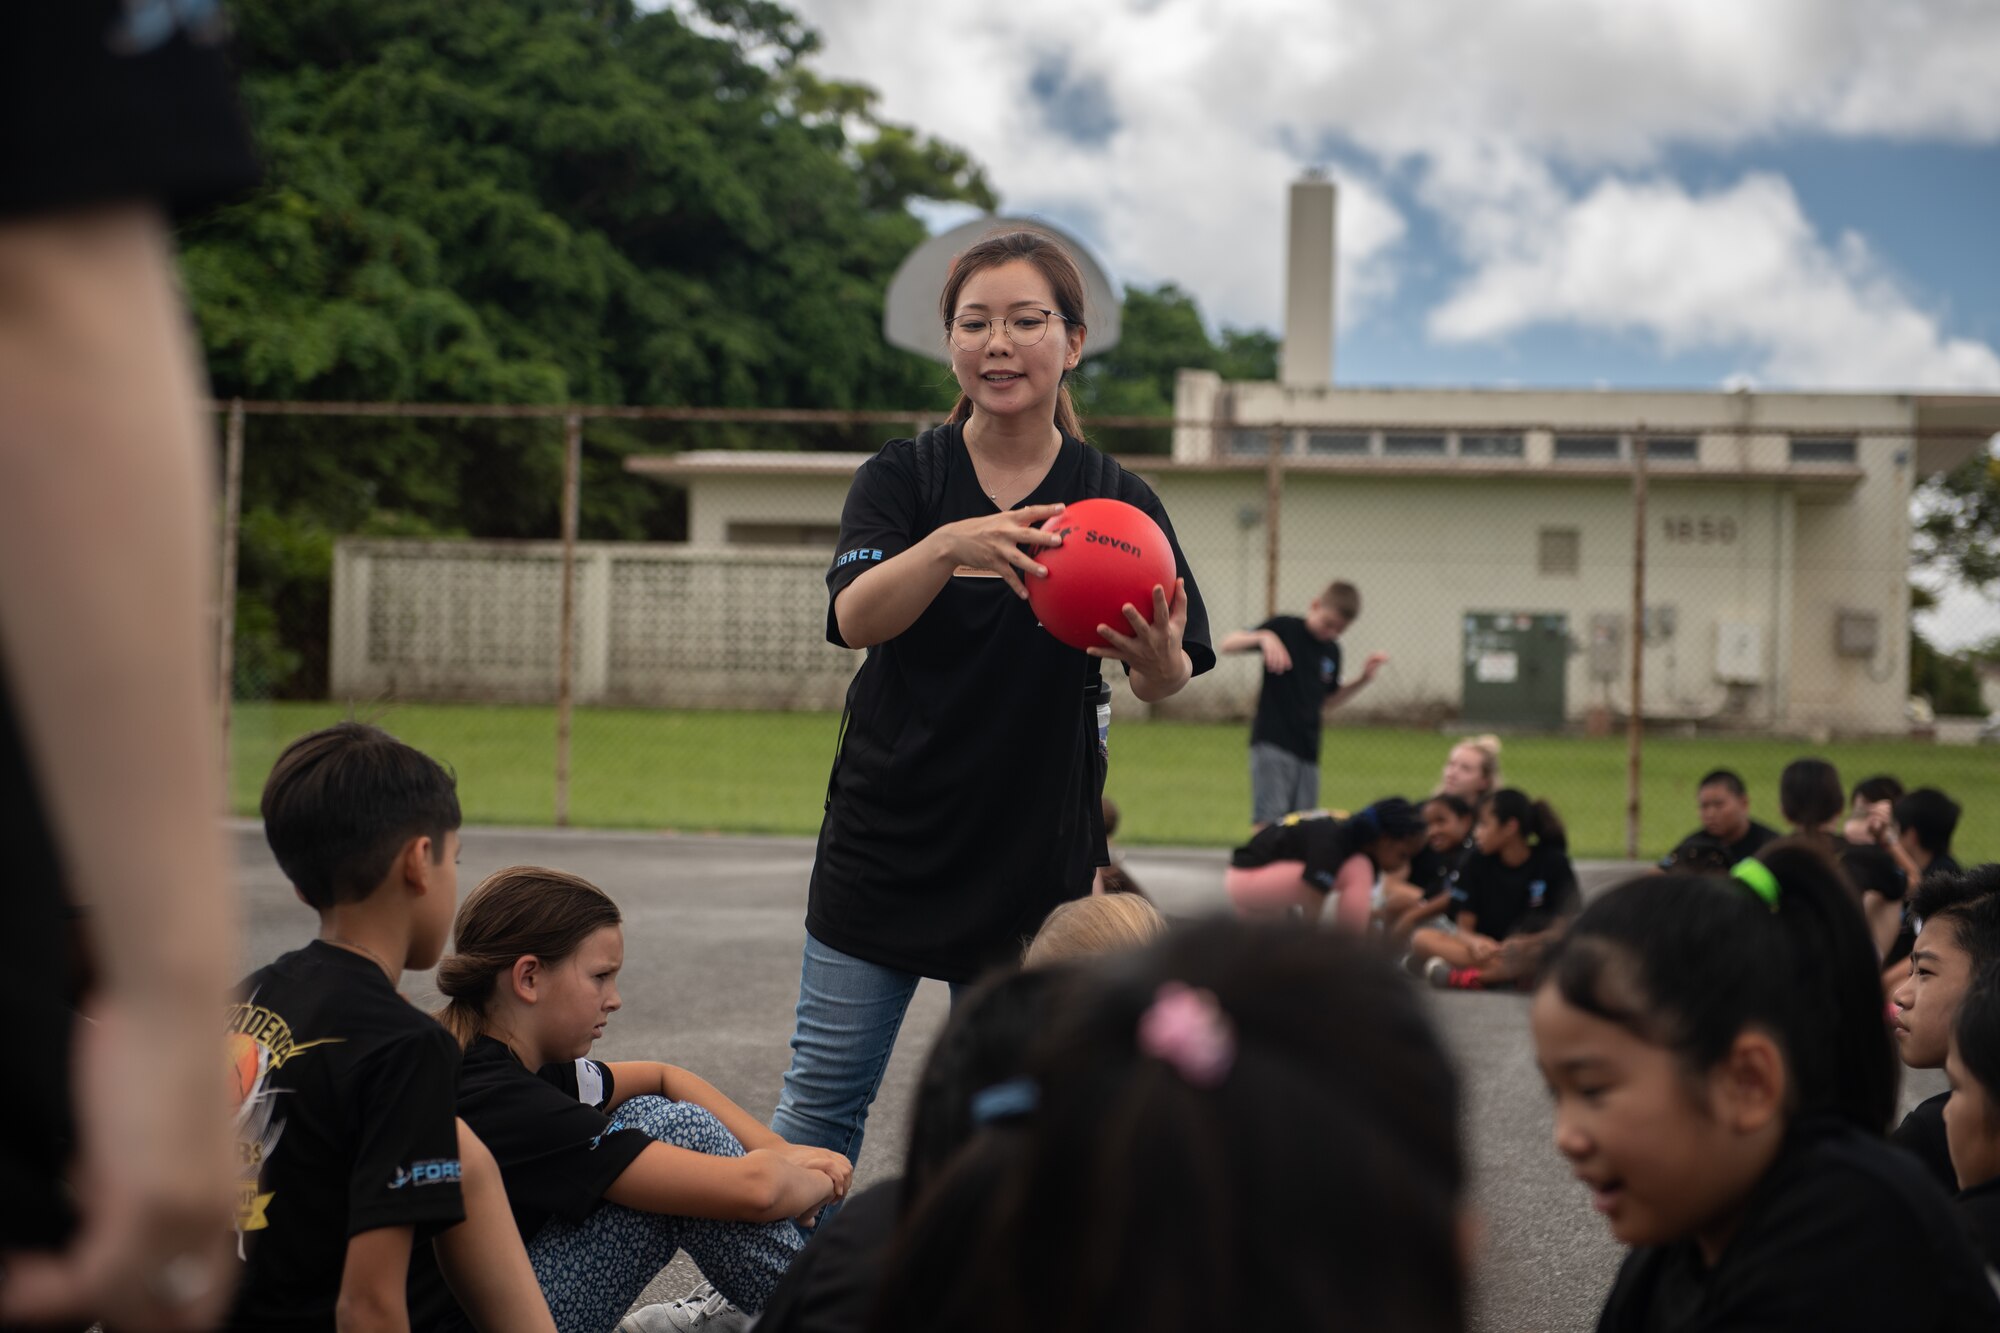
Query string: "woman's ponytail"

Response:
xmin=1528 ymin=799 xmax=1568 ymax=853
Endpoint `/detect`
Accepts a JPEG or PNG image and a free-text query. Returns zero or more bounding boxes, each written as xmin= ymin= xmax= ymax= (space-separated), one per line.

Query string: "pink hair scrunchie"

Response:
xmin=1137 ymin=981 xmax=1236 ymax=1088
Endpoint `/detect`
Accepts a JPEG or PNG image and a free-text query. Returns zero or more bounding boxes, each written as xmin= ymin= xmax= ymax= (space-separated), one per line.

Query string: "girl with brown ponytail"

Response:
xmin=406 ymin=867 xmax=850 ymax=1333
xmin=784 ymin=229 xmax=1215 ymax=1179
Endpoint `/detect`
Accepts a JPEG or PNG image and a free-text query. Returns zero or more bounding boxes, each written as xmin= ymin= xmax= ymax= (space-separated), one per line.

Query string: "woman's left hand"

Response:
xmin=1091 ymin=578 xmax=1192 ymax=701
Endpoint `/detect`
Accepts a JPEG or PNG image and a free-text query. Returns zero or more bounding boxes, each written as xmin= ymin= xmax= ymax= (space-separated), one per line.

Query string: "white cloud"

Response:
xmin=778 ymin=0 xmax=2000 ymax=379
xmin=1428 ymin=172 xmax=2000 ymax=389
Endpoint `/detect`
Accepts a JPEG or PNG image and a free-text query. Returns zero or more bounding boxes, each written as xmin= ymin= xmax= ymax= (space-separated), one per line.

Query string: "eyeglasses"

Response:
xmin=946 ymin=309 xmax=1070 ymax=351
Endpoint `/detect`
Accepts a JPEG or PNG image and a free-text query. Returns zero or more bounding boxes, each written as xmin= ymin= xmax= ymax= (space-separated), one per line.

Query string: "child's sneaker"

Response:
xmin=618 ymin=1282 xmax=751 ymax=1332
xmin=1424 ymin=958 xmax=1484 ymax=990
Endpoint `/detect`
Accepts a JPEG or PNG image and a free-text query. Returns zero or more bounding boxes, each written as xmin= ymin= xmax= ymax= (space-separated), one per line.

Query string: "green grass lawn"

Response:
xmin=229 ymin=701 xmax=2000 ymax=863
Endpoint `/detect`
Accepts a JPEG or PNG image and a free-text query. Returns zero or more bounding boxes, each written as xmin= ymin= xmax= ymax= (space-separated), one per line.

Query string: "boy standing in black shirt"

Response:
xmin=1220 ymin=580 xmax=1388 ymax=828
xmin=227 ymin=723 xmax=549 ymax=1333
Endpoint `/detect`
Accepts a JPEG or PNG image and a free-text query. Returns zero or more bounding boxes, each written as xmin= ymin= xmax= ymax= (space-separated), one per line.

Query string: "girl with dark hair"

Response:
xmin=1945 ymin=961 xmax=2000 ymax=1266
xmin=1532 ymin=842 xmax=2000 ymax=1330
xmin=870 ymin=920 xmax=1469 ymax=1333
xmin=1411 ymin=789 xmax=1578 ymax=990
xmin=1386 ymin=793 xmax=1479 ymax=937
xmin=1778 ymin=757 xmax=1847 ymax=848
xmin=406 ymin=868 xmax=850 ymax=1333
xmin=1223 ymin=797 xmax=1428 ymax=925
xmin=755 ymin=966 xmax=1079 ymax=1333
xmin=778 ymin=229 xmax=1214 ymax=1177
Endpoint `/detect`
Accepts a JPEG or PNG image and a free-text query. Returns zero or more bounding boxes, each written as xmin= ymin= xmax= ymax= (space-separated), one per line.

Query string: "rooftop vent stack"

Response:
xmin=1281 ymin=171 xmax=1337 ymax=388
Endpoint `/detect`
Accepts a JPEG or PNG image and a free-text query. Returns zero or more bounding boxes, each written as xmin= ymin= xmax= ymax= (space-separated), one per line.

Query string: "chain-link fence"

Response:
xmin=217 ymin=402 xmax=2000 ymax=864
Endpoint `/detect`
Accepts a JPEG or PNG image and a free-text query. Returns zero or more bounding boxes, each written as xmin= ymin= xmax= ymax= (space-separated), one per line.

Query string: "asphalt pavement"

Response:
xmin=232 ymin=824 xmax=1945 ymax=1332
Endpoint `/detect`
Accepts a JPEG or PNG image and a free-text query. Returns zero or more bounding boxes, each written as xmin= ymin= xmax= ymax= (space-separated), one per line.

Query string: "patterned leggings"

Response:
xmin=527 ymin=1096 xmax=806 ymax=1333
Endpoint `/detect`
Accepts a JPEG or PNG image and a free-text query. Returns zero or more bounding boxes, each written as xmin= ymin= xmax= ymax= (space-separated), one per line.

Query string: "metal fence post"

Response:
xmin=555 ymin=411 xmax=583 ymax=827
xmin=1265 ymin=427 xmax=1284 ymax=619
xmin=1626 ymin=426 xmax=1648 ymax=859
xmin=218 ymin=398 xmax=246 ymax=780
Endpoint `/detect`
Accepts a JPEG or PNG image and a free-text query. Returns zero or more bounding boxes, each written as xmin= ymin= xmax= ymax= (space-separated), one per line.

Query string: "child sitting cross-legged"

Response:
xmin=1411 ymin=789 xmax=1578 ymax=990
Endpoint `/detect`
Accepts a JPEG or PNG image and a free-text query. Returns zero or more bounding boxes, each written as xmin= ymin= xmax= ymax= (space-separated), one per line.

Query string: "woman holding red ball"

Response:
xmin=770 ymin=229 xmax=1214 ymax=1175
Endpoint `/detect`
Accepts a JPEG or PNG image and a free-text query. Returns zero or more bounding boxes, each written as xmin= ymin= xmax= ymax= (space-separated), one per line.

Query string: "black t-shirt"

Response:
xmin=1891 ymin=1092 xmax=1957 ymax=1199
xmin=1596 ymin=1117 xmax=2000 ymax=1331
xmin=1958 ymin=1178 xmax=2000 ymax=1272
xmin=2 ymin=3 xmax=258 ymax=219
xmin=812 ymin=426 xmax=1213 ymax=982
xmin=754 ymin=1176 xmax=897 ymax=1333
xmin=1658 ymin=821 xmax=1779 ymax=872
xmin=1407 ymin=838 xmax=1475 ymax=901
xmin=1229 ymin=811 xmax=1371 ymax=894
xmin=222 ymin=944 xmax=465 ymax=1333
xmin=407 ymin=1037 xmax=655 ymax=1332
xmin=1450 ymin=844 xmax=1579 ymax=940
xmin=1248 ymin=615 xmax=1343 ymax=761
xmin=0 ymin=657 xmax=77 ymax=1249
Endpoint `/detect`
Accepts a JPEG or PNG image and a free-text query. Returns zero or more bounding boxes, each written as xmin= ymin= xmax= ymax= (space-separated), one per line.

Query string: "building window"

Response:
xmin=1554 ymin=434 xmax=1621 ymax=461
xmin=1790 ymin=436 xmax=1857 ymax=465
xmin=1643 ymin=435 xmax=1698 ymax=462
xmin=1459 ymin=432 xmax=1524 ymax=459
xmin=1382 ymin=432 xmax=1448 ymax=457
xmin=1305 ymin=431 xmax=1371 ymax=456
xmin=1539 ymin=527 xmax=1580 ymax=576
xmin=726 ymin=522 xmax=842 ymax=548
xmin=1228 ymin=428 xmax=1283 ymax=456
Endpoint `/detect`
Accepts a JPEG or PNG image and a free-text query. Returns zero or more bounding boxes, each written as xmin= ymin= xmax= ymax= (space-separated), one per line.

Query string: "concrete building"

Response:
xmin=329 ymin=181 xmax=2000 ymax=733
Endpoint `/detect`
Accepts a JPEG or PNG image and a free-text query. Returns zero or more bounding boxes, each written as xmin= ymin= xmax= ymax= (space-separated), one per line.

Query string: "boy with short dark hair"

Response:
xmin=1220 ymin=579 xmax=1388 ymax=827
xmin=226 ymin=722 xmax=546 ymax=1333
xmin=1894 ymin=788 xmax=1964 ymax=882
xmin=1658 ymin=768 xmax=1778 ymax=871
xmin=1889 ymin=865 xmax=2000 ymax=1194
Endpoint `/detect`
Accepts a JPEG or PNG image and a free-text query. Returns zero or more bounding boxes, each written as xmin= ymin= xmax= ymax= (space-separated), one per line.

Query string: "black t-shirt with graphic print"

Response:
xmin=1449 ymin=844 xmax=1579 ymax=940
xmin=1597 ymin=1117 xmax=2000 ymax=1331
xmin=812 ymin=425 xmax=1213 ymax=982
xmin=222 ymin=943 xmax=464 ymax=1333
xmin=407 ymin=1036 xmax=655 ymax=1332
xmin=1248 ymin=615 xmax=1342 ymax=762
xmin=1229 ymin=811 xmax=1373 ymax=894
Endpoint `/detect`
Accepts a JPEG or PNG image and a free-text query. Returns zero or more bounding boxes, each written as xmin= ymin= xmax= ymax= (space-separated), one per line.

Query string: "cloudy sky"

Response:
xmin=783 ymin=0 xmax=2000 ymax=398
xmin=774 ymin=0 xmax=2000 ymax=648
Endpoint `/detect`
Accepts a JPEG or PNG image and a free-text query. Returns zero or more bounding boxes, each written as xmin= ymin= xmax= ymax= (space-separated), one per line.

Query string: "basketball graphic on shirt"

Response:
xmin=1025 ymin=498 xmax=1176 ymax=650
xmin=228 ymin=1031 xmax=268 ymax=1109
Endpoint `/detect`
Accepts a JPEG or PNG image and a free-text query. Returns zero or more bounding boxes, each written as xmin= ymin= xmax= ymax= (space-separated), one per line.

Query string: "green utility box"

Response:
xmin=1461 ymin=612 xmax=1570 ymax=730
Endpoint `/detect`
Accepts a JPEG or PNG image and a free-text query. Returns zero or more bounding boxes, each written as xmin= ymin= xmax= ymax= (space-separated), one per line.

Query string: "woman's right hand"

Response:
xmin=926 ymin=502 xmax=1067 ymax=600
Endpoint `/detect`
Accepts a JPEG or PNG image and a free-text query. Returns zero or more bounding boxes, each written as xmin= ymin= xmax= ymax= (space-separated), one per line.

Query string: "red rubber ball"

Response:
xmin=1024 ymin=498 xmax=1177 ymax=651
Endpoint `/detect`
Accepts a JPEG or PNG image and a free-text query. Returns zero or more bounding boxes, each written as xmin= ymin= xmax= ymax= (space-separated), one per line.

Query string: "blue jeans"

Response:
xmin=769 ymin=932 xmax=961 ymax=1171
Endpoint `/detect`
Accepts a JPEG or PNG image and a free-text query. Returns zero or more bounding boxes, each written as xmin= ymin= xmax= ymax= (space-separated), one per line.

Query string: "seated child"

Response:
xmin=1224 ymin=799 xmax=1426 ymax=927
xmin=1534 ymin=843 xmax=2000 ymax=1329
xmin=406 ymin=867 xmax=850 ymax=1333
xmin=1778 ymin=757 xmax=1847 ymax=852
xmin=870 ymin=920 xmax=1470 ymax=1333
xmin=1944 ymin=960 xmax=2000 ymax=1267
xmin=1385 ymin=793 xmax=1477 ymax=937
xmin=1437 ymin=733 xmax=1503 ymax=802
xmin=1412 ymin=789 xmax=1578 ymax=990
xmin=1889 ymin=866 xmax=2000 ymax=1195
xmin=757 ymin=965 xmax=1079 ymax=1333
xmin=1658 ymin=769 xmax=1777 ymax=871
xmin=1841 ymin=774 xmax=1904 ymax=846
xmin=226 ymin=723 xmax=552 ymax=1333
xmin=1024 ymin=892 xmax=1167 ymax=967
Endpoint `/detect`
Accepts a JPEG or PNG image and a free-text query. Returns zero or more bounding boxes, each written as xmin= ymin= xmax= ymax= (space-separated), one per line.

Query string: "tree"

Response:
xmin=1073 ymin=283 xmax=1280 ymax=453
xmin=186 ymin=0 xmax=998 ymax=695
xmin=1913 ymin=446 xmax=2000 ymax=591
